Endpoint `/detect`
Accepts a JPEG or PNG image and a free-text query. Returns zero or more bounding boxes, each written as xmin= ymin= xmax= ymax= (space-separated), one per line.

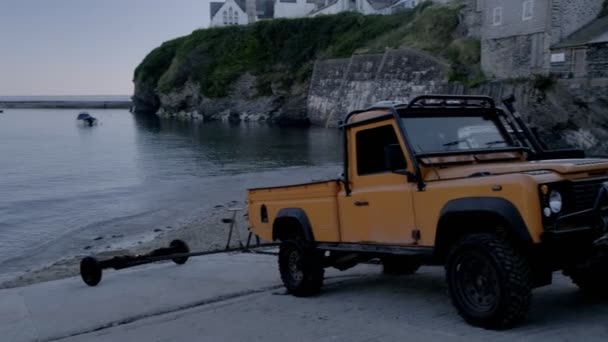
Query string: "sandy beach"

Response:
xmin=0 ymin=198 xmax=254 ymax=289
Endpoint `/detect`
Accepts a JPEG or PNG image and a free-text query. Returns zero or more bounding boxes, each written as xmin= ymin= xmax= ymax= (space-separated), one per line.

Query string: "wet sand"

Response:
xmin=0 ymin=199 xmax=253 ymax=289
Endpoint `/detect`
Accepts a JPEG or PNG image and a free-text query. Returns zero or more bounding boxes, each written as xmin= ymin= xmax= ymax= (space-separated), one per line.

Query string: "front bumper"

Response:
xmin=543 ymin=182 xmax=608 ymax=246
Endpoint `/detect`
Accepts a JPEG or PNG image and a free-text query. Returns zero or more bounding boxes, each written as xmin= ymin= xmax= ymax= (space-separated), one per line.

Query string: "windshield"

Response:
xmin=401 ymin=116 xmax=512 ymax=154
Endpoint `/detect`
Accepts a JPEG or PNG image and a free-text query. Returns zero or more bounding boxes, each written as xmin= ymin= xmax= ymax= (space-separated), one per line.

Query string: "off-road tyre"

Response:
xmin=381 ymin=256 xmax=421 ymax=275
xmin=446 ymin=233 xmax=532 ymax=329
xmin=279 ymin=239 xmax=324 ymax=297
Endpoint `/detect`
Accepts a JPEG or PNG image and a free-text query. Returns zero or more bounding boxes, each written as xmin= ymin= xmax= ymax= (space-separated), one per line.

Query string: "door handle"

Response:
xmin=354 ymin=201 xmax=369 ymax=207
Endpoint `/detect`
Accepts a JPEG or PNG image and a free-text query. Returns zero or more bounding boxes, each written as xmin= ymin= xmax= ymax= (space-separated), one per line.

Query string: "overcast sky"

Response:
xmin=0 ymin=0 xmax=214 ymax=96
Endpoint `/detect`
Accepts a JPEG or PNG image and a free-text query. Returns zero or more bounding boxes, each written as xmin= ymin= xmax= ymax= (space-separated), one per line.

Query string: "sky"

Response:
xmin=0 ymin=0 xmax=215 ymax=96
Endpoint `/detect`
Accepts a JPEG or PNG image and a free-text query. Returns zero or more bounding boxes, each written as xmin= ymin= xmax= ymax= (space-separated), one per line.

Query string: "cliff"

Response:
xmin=132 ymin=3 xmax=482 ymax=125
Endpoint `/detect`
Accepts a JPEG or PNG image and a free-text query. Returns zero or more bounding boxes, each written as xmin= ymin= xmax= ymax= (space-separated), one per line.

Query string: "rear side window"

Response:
xmin=356 ymin=125 xmax=400 ymax=176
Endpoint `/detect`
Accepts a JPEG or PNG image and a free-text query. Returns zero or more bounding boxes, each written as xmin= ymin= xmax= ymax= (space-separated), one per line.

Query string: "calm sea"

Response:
xmin=0 ymin=108 xmax=341 ymax=280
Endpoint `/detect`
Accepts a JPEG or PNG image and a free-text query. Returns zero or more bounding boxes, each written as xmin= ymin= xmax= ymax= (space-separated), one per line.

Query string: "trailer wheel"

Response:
xmin=278 ymin=239 xmax=324 ymax=297
xmin=446 ymin=233 xmax=532 ymax=329
xmin=80 ymin=257 xmax=102 ymax=287
xmin=170 ymin=239 xmax=190 ymax=265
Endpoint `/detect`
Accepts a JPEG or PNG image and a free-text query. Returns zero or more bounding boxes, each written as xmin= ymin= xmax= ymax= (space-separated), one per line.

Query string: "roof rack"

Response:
xmin=406 ymin=95 xmax=496 ymax=109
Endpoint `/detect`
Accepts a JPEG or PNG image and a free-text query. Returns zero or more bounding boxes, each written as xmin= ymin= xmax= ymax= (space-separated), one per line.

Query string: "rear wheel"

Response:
xmin=446 ymin=233 xmax=532 ymax=329
xmin=381 ymin=256 xmax=421 ymax=275
xmin=278 ymin=239 xmax=324 ymax=297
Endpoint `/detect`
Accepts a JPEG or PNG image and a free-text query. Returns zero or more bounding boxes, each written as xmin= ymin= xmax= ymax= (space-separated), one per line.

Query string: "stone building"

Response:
xmin=480 ymin=0 xmax=605 ymax=79
xmin=550 ymin=15 xmax=608 ymax=78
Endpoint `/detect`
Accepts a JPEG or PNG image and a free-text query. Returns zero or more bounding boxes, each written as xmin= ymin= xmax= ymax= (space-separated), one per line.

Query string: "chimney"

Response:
xmin=246 ymin=0 xmax=257 ymax=23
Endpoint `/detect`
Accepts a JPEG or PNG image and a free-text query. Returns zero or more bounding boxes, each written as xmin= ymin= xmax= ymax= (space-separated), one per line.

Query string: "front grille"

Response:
xmin=572 ymin=178 xmax=608 ymax=212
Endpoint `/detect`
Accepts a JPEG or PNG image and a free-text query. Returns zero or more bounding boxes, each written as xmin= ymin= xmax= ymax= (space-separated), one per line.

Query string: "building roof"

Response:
xmin=367 ymin=0 xmax=399 ymax=11
xmin=553 ymin=16 xmax=608 ymax=48
xmin=210 ymin=0 xmax=247 ymax=20
xmin=210 ymin=2 xmax=224 ymax=18
xmin=308 ymin=0 xmax=338 ymax=15
xmin=234 ymin=0 xmax=247 ymax=13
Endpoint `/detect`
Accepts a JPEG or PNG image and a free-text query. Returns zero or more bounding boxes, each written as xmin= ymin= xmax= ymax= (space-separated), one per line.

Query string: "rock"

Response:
xmin=83 ymin=246 xmax=92 ymax=250
xmin=154 ymin=228 xmax=163 ymax=233
xmin=111 ymin=234 xmax=124 ymax=239
xmin=94 ymin=236 xmax=103 ymax=241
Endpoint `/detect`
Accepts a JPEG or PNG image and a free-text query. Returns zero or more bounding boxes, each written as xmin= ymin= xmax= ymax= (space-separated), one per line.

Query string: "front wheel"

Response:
xmin=278 ymin=240 xmax=324 ymax=297
xmin=446 ymin=234 xmax=532 ymax=329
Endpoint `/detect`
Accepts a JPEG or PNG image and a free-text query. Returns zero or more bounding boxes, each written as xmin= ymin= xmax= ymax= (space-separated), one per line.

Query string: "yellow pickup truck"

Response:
xmin=247 ymin=95 xmax=608 ymax=329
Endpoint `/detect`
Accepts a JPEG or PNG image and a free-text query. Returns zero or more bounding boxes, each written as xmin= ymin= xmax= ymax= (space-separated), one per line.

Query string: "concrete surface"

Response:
xmin=2 ymin=252 xmax=608 ymax=342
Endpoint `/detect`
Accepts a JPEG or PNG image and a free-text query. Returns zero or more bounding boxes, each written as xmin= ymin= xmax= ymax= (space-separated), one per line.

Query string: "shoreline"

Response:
xmin=0 ymin=200 xmax=252 ymax=289
xmin=0 ymin=101 xmax=132 ymax=109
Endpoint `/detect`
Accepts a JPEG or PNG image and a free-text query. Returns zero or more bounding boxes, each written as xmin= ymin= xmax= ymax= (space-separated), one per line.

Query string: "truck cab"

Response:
xmin=247 ymin=95 xmax=608 ymax=329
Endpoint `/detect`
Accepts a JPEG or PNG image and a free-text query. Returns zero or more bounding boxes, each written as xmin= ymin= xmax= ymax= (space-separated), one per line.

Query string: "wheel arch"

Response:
xmin=272 ymin=208 xmax=315 ymax=242
xmin=434 ymin=197 xmax=533 ymax=261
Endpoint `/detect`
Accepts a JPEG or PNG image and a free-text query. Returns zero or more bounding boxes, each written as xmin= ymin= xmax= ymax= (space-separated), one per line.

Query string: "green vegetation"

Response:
xmin=135 ymin=3 xmax=482 ymax=98
xmin=532 ymin=74 xmax=555 ymax=91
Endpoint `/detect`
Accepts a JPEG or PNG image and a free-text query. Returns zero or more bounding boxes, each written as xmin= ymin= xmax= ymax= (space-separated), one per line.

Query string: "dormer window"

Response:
xmin=523 ymin=0 xmax=534 ymax=20
xmin=493 ymin=7 xmax=503 ymax=26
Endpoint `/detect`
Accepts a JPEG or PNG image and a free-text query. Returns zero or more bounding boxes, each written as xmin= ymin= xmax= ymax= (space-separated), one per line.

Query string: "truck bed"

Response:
xmin=247 ymin=180 xmax=341 ymax=242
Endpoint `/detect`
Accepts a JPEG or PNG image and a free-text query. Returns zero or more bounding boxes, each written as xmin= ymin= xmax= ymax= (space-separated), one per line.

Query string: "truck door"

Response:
xmin=338 ymin=121 xmax=417 ymax=245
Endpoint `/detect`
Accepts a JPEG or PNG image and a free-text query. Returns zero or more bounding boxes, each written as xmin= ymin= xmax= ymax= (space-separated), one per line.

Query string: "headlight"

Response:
xmin=549 ymin=191 xmax=562 ymax=214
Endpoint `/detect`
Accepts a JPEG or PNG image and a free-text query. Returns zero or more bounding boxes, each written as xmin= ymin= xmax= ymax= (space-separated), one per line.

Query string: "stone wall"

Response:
xmin=554 ymin=0 xmax=604 ymax=43
xmin=309 ymin=46 xmax=608 ymax=154
xmin=446 ymin=78 xmax=608 ymax=155
xmin=588 ymin=43 xmax=608 ymax=78
xmin=481 ymin=0 xmax=604 ymax=79
xmin=481 ymin=32 xmax=549 ymax=78
xmin=482 ymin=0 xmax=550 ymax=39
xmin=307 ymin=48 xmax=448 ymax=127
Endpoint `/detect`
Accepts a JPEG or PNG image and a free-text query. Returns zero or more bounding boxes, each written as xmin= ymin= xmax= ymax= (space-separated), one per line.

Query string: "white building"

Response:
xmin=275 ymin=0 xmax=320 ymax=19
xmin=308 ymin=0 xmax=418 ymax=17
xmin=210 ymin=0 xmax=249 ymax=27
xmin=210 ymin=0 xmax=423 ymax=27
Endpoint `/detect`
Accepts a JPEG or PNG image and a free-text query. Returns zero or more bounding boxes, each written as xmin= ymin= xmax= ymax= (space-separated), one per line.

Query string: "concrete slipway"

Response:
xmin=1 ymin=253 xmax=608 ymax=342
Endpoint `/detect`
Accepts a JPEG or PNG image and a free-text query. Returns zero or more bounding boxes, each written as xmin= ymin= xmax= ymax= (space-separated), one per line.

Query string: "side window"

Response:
xmin=356 ymin=125 xmax=402 ymax=176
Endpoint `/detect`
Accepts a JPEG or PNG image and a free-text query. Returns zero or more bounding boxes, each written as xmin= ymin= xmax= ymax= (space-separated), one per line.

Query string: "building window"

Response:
xmin=523 ymin=0 xmax=534 ymax=20
xmin=223 ymin=10 xmax=227 ymax=24
xmin=493 ymin=7 xmax=503 ymax=26
xmin=235 ymin=12 xmax=239 ymax=23
xmin=228 ymin=7 xmax=233 ymax=24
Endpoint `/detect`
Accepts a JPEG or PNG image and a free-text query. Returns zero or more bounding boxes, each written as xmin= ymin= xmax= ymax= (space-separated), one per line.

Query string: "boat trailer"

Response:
xmin=79 ymin=208 xmax=278 ymax=286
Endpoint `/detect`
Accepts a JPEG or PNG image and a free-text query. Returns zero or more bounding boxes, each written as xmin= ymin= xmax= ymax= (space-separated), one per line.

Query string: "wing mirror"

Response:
xmin=384 ymin=144 xmax=408 ymax=174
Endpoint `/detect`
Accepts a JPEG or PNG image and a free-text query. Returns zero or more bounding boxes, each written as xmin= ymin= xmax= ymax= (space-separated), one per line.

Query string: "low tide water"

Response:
xmin=0 ymin=109 xmax=341 ymax=280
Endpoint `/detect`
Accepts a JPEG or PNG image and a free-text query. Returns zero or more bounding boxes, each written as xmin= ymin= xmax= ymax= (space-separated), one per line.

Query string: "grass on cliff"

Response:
xmin=134 ymin=3 xmax=481 ymax=99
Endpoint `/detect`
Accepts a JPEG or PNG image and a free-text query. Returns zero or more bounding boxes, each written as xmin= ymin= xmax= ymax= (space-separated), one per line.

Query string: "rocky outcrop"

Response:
xmin=444 ymin=79 xmax=608 ymax=155
xmin=154 ymin=74 xmax=310 ymax=125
